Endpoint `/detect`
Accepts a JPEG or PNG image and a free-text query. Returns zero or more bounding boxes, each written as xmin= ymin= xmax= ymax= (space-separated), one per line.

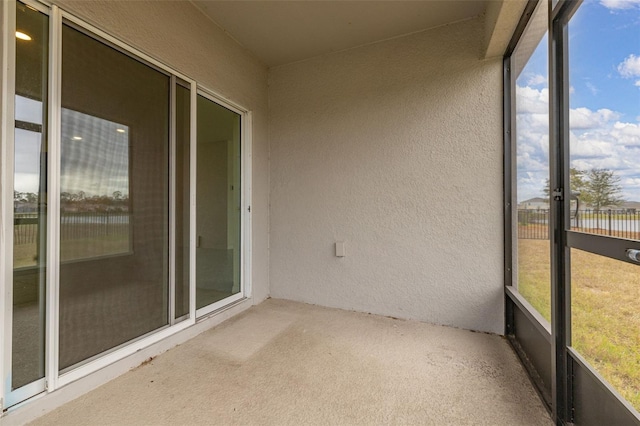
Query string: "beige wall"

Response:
xmin=268 ymin=16 xmax=505 ymax=333
xmin=55 ymin=0 xmax=270 ymax=303
xmin=10 ymin=0 xmax=503 ymax=334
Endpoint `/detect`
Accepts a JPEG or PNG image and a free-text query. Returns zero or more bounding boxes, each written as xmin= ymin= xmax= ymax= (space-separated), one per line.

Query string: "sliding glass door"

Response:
xmin=3 ymin=0 xmax=249 ymax=409
xmin=58 ymin=22 xmax=171 ymax=371
xmin=10 ymin=1 xmax=49 ymax=401
xmin=196 ymin=94 xmax=242 ymax=315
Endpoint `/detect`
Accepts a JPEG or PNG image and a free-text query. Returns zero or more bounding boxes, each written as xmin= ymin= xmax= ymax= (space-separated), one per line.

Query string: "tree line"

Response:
xmin=15 ymin=191 xmax=129 ymax=212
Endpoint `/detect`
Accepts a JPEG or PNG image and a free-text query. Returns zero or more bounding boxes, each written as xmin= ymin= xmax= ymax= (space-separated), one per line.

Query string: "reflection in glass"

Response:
xmin=196 ymin=95 xmax=241 ymax=310
xmin=60 ymin=108 xmax=131 ymax=261
xmin=15 ymin=95 xmax=43 ymax=124
xmin=571 ymin=249 xmax=640 ymax=411
xmin=175 ymin=84 xmax=190 ymax=319
xmin=513 ymin=0 xmax=551 ymax=322
xmin=59 ymin=23 xmax=170 ymax=370
xmin=12 ymin=2 xmax=48 ymax=391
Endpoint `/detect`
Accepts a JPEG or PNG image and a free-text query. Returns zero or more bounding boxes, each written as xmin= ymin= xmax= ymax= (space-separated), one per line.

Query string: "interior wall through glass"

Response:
xmin=196 ymin=95 xmax=241 ymax=310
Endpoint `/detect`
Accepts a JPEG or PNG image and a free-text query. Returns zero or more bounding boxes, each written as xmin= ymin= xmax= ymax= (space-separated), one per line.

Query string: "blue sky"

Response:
xmin=569 ymin=0 xmax=640 ymax=120
xmin=517 ymin=0 xmax=640 ymax=202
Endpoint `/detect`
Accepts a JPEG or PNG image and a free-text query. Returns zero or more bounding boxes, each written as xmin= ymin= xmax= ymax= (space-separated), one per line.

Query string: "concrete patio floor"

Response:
xmin=27 ymin=299 xmax=551 ymax=425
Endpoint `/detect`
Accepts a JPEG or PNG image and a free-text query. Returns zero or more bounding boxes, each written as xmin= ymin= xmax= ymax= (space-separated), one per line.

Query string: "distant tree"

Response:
xmin=25 ymin=192 xmax=37 ymax=203
xmin=569 ymin=168 xmax=588 ymax=197
xmin=542 ymin=168 xmax=587 ymax=198
xmin=14 ymin=191 xmax=38 ymax=203
xmin=581 ymin=168 xmax=623 ymax=212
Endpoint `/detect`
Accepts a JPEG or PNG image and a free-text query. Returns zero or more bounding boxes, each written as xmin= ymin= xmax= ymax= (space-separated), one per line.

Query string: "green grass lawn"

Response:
xmin=518 ymin=238 xmax=640 ymax=411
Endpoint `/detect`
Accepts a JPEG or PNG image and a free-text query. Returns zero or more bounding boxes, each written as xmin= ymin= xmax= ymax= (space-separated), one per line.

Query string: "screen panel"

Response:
xmin=58 ymin=23 xmax=170 ymax=370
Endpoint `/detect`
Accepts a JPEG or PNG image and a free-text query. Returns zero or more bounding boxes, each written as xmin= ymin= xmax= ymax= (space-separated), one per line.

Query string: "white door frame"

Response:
xmin=194 ymin=87 xmax=252 ymax=319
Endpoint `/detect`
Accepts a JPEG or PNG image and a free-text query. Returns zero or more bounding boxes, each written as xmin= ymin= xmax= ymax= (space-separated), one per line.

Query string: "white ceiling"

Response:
xmin=191 ymin=1 xmax=488 ymax=67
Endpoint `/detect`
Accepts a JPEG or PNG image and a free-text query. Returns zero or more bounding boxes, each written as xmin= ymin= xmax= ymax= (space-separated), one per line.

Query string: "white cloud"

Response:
xmin=516 ymin=86 xmax=640 ymax=200
xmin=515 ymin=81 xmax=640 ymax=200
xmin=624 ymin=178 xmax=640 ymax=189
xmin=611 ymin=121 xmax=640 ymax=145
xmin=635 ymin=80 xmax=640 ymax=87
xmin=515 ymin=85 xmax=548 ymax=114
xmin=569 ymin=119 xmax=640 ymax=200
xmin=569 ymin=107 xmax=620 ymax=129
xmin=515 ymin=84 xmax=551 ymax=201
xmin=570 ymin=136 xmax=614 ymax=158
xmin=618 ymin=54 xmax=640 ymax=78
xmin=601 ymin=0 xmax=640 ymax=10
xmin=586 ymin=82 xmax=600 ymax=95
xmin=526 ymin=73 xmax=547 ymax=86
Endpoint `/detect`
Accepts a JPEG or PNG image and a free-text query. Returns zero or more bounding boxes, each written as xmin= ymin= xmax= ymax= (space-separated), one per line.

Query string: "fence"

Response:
xmin=14 ymin=212 xmax=130 ymax=245
xmin=518 ymin=209 xmax=640 ymax=240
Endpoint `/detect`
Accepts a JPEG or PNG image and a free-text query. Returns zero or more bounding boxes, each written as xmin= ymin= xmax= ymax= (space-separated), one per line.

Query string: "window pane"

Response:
xmin=513 ymin=0 xmax=551 ymax=323
xmin=196 ymin=95 xmax=241 ymax=310
xmin=59 ymin=23 xmax=170 ymax=370
xmin=175 ymin=84 xmax=190 ymax=319
xmin=12 ymin=1 xmax=48 ymax=391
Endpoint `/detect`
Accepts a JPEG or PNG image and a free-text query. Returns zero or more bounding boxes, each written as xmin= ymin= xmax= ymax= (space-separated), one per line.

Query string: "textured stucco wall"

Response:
xmin=54 ymin=0 xmax=270 ymax=304
xmin=269 ymin=17 xmax=504 ymax=333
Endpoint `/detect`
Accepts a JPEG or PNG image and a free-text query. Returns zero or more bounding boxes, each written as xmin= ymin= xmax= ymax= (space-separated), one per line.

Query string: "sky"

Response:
xmin=516 ymin=0 xmax=640 ymax=203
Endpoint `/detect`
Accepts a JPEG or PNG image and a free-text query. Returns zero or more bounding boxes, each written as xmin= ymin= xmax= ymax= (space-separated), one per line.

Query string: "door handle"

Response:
xmin=625 ymin=249 xmax=640 ymax=263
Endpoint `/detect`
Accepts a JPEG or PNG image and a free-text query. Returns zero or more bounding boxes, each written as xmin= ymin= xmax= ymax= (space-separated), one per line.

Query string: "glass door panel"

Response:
xmin=59 ymin=23 xmax=170 ymax=370
xmin=196 ymin=95 xmax=241 ymax=311
xmin=11 ymin=1 xmax=48 ymax=394
xmin=6 ymin=1 xmax=196 ymax=407
xmin=567 ymin=0 xmax=640 ymax=415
